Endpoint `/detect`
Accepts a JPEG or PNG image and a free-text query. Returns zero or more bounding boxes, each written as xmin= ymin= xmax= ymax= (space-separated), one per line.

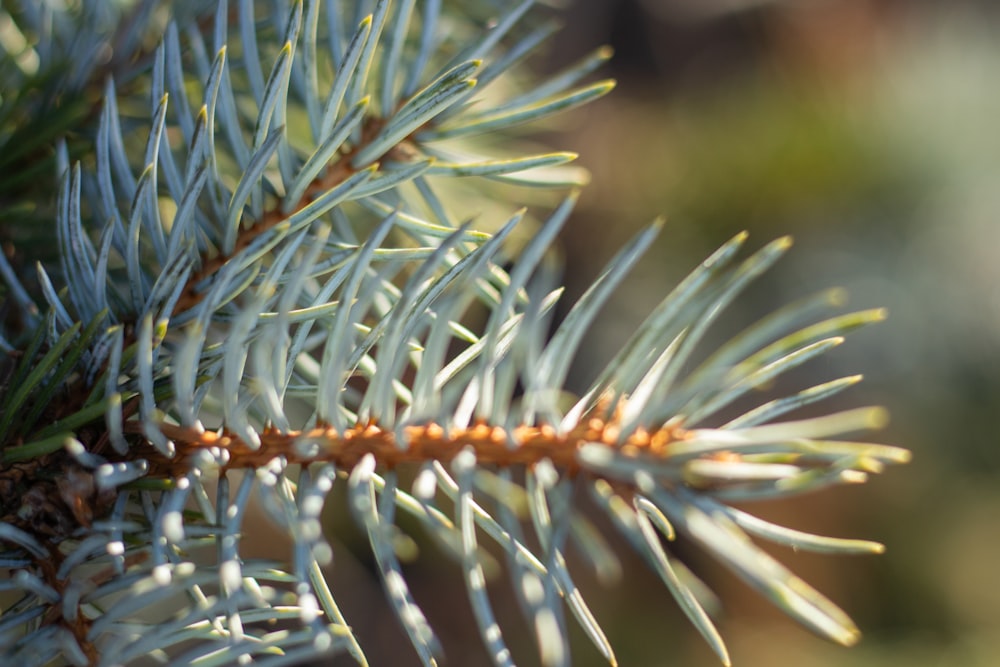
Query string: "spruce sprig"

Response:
xmin=0 ymin=1 xmax=908 ymax=666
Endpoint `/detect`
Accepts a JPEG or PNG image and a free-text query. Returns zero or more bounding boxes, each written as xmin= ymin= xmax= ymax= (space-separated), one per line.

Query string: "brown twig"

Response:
xmin=127 ymin=410 xmax=685 ymax=480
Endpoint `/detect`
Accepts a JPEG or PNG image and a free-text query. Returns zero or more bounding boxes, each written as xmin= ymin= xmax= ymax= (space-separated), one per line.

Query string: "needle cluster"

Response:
xmin=0 ymin=1 xmax=907 ymax=665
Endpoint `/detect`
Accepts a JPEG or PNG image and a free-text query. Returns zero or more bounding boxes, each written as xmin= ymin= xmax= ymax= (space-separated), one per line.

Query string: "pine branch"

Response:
xmin=0 ymin=1 xmax=908 ymax=666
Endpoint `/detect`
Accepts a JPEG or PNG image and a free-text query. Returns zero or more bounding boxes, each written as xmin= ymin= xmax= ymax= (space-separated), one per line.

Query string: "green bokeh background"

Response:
xmin=541 ymin=0 xmax=1000 ymax=665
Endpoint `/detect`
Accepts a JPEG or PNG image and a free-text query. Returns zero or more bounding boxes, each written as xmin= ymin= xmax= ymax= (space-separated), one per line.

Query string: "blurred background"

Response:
xmin=541 ymin=0 xmax=1000 ymax=665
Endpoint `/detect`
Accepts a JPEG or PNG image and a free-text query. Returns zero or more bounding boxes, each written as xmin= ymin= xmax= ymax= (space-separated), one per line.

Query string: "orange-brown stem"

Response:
xmin=132 ymin=416 xmax=684 ymax=478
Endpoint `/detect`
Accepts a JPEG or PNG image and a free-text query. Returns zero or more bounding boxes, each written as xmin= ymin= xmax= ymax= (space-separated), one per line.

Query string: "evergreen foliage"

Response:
xmin=0 ymin=1 xmax=908 ymax=665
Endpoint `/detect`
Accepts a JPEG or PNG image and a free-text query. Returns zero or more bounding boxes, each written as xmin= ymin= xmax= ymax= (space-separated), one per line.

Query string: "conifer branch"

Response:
xmin=0 ymin=1 xmax=908 ymax=665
